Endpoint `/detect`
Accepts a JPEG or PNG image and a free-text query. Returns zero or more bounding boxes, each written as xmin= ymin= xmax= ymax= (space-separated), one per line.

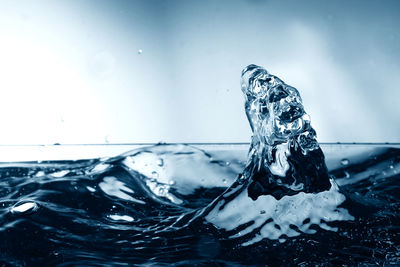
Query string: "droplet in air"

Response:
xmin=10 ymin=201 xmax=39 ymax=215
xmin=222 ymin=179 xmax=227 ymax=183
xmin=341 ymin=159 xmax=350 ymax=166
xmin=138 ymin=49 xmax=143 ymax=54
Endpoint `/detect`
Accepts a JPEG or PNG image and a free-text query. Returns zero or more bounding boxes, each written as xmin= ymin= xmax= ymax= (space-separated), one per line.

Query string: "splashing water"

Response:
xmin=0 ymin=66 xmax=399 ymax=265
xmin=205 ymin=65 xmax=353 ymax=245
xmin=240 ymin=64 xmax=332 ymax=197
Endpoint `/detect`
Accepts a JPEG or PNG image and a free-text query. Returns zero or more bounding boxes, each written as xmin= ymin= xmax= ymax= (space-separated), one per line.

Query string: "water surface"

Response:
xmin=0 ymin=143 xmax=399 ymax=266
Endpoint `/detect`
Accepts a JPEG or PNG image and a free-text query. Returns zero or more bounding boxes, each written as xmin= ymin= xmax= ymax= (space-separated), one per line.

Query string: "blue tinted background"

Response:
xmin=0 ymin=0 xmax=399 ymax=144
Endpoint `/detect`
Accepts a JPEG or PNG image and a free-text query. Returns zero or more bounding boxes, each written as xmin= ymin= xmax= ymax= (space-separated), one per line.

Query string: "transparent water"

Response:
xmin=0 ymin=143 xmax=399 ymax=266
xmin=1 ymin=65 xmax=399 ymax=266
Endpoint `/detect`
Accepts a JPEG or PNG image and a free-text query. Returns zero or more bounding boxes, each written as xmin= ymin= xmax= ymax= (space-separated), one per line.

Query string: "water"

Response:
xmin=0 ymin=143 xmax=399 ymax=266
xmin=0 ymin=65 xmax=399 ymax=266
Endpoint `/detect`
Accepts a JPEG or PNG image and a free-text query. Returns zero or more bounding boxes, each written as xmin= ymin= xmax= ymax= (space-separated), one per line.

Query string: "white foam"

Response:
xmin=206 ymin=181 xmax=354 ymax=246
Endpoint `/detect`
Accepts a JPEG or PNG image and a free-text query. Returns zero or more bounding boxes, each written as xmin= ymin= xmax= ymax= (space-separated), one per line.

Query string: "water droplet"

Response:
xmin=168 ymin=180 xmax=175 ymax=185
xmin=225 ymin=161 xmax=230 ymax=166
xmin=11 ymin=201 xmax=38 ymax=214
xmin=389 ymin=165 xmax=394 ymax=169
xmin=151 ymin=171 xmax=159 ymax=178
xmin=344 ymin=171 xmax=350 ymax=178
xmin=222 ymin=179 xmax=227 ymax=183
xmin=260 ymin=210 xmax=266 ymax=214
xmin=341 ymin=159 xmax=350 ymax=166
xmin=138 ymin=49 xmax=143 ymax=54
xmin=156 ymin=158 xmax=164 ymax=167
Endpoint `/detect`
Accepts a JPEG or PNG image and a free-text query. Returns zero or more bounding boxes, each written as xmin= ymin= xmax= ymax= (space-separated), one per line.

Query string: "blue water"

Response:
xmin=0 ymin=143 xmax=399 ymax=266
xmin=0 ymin=65 xmax=399 ymax=265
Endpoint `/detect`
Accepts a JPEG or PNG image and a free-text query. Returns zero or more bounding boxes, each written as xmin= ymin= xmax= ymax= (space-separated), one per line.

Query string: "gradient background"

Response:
xmin=0 ymin=0 xmax=399 ymax=144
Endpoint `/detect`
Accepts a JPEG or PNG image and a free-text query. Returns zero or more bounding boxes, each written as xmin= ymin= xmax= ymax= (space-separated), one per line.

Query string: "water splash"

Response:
xmin=205 ymin=65 xmax=353 ymax=245
xmin=240 ymin=64 xmax=331 ymax=198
